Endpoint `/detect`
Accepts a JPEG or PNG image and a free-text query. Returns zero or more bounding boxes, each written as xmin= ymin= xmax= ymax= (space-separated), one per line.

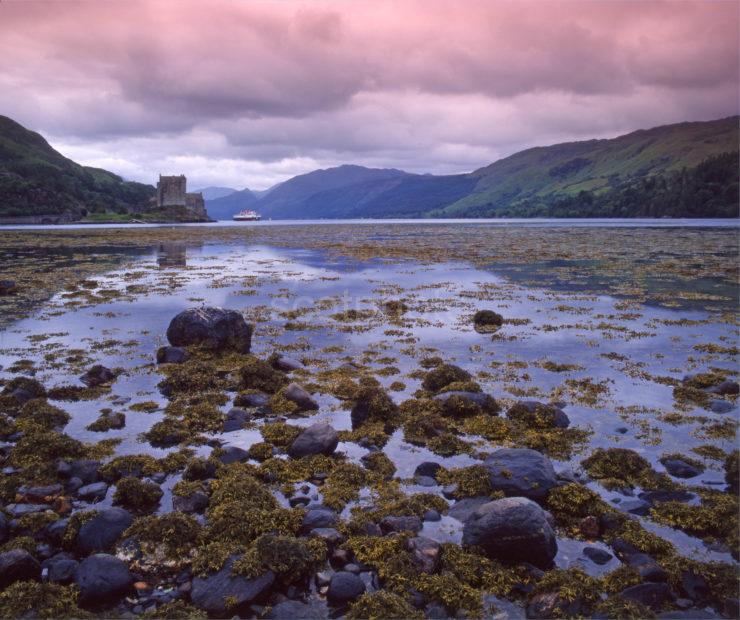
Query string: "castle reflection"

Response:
xmin=157 ymin=243 xmax=187 ymax=268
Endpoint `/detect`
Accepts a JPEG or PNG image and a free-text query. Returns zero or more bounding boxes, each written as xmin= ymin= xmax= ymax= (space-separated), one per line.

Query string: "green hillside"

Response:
xmin=435 ymin=116 xmax=739 ymax=216
xmin=0 ymin=115 xmax=154 ymax=218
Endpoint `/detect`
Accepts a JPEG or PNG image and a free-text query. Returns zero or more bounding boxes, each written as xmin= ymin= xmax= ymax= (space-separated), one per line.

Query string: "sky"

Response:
xmin=1 ymin=0 xmax=738 ymax=191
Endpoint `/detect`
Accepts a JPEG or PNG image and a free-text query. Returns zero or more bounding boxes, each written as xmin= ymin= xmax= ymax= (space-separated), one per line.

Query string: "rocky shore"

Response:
xmin=0 ymin=304 xmax=736 ymax=619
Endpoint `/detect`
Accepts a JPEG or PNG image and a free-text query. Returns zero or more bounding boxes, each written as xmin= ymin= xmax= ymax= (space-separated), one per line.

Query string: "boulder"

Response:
xmin=707 ymin=380 xmax=739 ymax=395
xmin=234 ymin=391 xmax=270 ymax=408
xmin=77 ymin=482 xmax=109 ymax=502
xmin=60 ymin=459 xmax=101 ymax=484
xmin=414 ymin=462 xmax=442 ymax=480
xmin=583 ymin=546 xmax=612 ymax=565
xmin=380 ymin=515 xmax=423 ymax=534
xmin=270 ymin=354 xmax=304 ymax=372
xmin=166 ymin=307 xmax=253 ymax=353
xmin=301 ymin=508 xmax=339 ymax=532
xmin=408 ymin=536 xmax=441 ymax=573
xmin=462 ymin=497 xmax=557 ymax=568
xmin=79 ymin=365 xmax=117 ymax=387
xmin=628 ymin=553 xmax=668 ymax=582
xmin=660 ymin=457 xmax=703 ymax=479
xmin=282 ymin=382 xmax=319 ymax=411
xmin=0 ymin=549 xmax=41 ymax=587
xmin=327 ymin=571 xmax=366 ymax=604
xmin=710 ymin=399 xmax=734 ymax=414
xmin=191 ymin=555 xmax=274 ymax=615
xmin=156 ymin=346 xmax=189 ymax=364
xmin=266 ymin=600 xmax=328 ymax=619
xmin=76 ymin=507 xmax=133 ymax=554
xmin=223 ymin=407 xmax=250 ymax=432
xmin=506 ymin=401 xmax=569 ymax=429
xmin=46 ymin=558 xmax=79 ymax=585
xmin=217 ymin=445 xmax=250 ymax=465
xmin=484 ymin=448 xmax=558 ymax=500
xmin=288 ymin=423 xmax=338 ymax=459
xmin=619 ymin=582 xmax=675 ymax=610
xmin=75 ymin=554 xmax=133 ymax=606
xmin=172 ymin=491 xmax=209 ymax=514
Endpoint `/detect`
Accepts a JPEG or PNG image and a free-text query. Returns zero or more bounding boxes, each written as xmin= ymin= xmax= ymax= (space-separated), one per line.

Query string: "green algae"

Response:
xmin=232 ymin=534 xmax=326 ymax=584
xmin=421 ymin=364 xmax=472 ymax=392
xmin=113 ymin=477 xmax=163 ymax=513
xmin=124 ymin=512 xmax=204 ymax=564
xmin=0 ymin=581 xmax=89 ymax=619
xmin=347 ymin=591 xmax=422 ymax=620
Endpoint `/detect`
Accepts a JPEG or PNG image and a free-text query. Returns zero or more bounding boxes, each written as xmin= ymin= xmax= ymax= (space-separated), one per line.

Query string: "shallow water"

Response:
xmin=0 ymin=222 xmax=737 ymax=570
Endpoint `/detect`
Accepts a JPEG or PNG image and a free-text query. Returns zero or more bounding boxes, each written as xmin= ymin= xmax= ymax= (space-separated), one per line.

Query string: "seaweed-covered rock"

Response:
xmin=223 ymin=407 xmax=250 ymax=432
xmin=2 ymin=377 xmax=46 ymax=404
xmin=217 ymin=445 xmax=250 ymax=465
xmin=725 ymin=451 xmax=739 ymax=493
xmin=156 ymin=346 xmax=189 ymax=364
xmin=707 ymin=380 xmax=739 ymax=395
xmin=408 ymin=536 xmax=441 ymax=573
xmin=328 ymin=571 xmax=366 ymax=604
xmin=113 ymin=477 xmax=163 ymax=513
xmin=350 ymin=385 xmax=399 ymax=429
xmin=380 ymin=515 xmax=422 ymax=534
xmin=506 ymin=400 xmax=569 ymax=429
xmin=75 ymin=553 xmax=133 ymax=606
xmin=473 ymin=309 xmax=503 ymax=330
xmin=434 ymin=391 xmax=500 ymax=417
xmin=167 ymin=307 xmax=253 ymax=353
xmin=239 ymin=357 xmax=288 ymax=393
xmin=282 ymin=382 xmax=319 ymax=411
xmin=79 ymin=365 xmax=117 ymax=387
xmin=288 ymin=423 xmax=338 ymax=459
xmin=191 ymin=555 xmax=275 ymax=615
xmin=627 ymin=553 xmax=668 ymax=582
xmin=462 ymin=497 xmax=557 ymax=568
xmin=172 ymin=490 xmax=209 ymax=514
xmin=659 ymin=457 xmax=703 ymax=479
xmin=421 ymin=364 xmax=472 ymax=393
xmin=76 ymin=507 xmax=133 ymax=554
xmin=77 ymin=482 xmax=109 ymax=502
xmin=302 ymin=508 xmax=339 ymax=532
xmin=619 ymin=582 xmax=675 ymax=610
xmin=234 ymin=391 xmax=270 ymax=408
xmin=484 ymin=448 xmax=557 ymax=500
xmin=0 ymin=549 xmax=41 ymax=588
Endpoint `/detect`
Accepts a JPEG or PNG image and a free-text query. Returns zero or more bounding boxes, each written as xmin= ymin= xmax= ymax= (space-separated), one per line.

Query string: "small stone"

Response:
xmin=0 ymin=549 xmax=41 ymax=587
xmin=408 ymin=536 xmax=441 ymax=573
xmin=270 ymin=355 xmax=304 ymax=372
xmin=380 ymin=515 xmax=422 ymax=534
xmin=288 ymin=423 xmax=338 ymax=459
xmin=309 ymin=528 xmax=345 ymax=546
xmin=172 ymin=491 xmax=209 ymax=514
xmin=156 ymin=346 xmax=189 ymax=364
xmin=77 ymin=482 xmax=109 ymax=502
xmin=414 ymin=462 xmax=442 ymax=479
xmin=579 ymin=516 xmax=600 ymax=539
xmin=583 ymin=546 xmax=612 ymax=565
xmin=222 ymin=407 xmax=250 ymax=432
xmin=301 ymin=508 xmax=339 ymax=532
xmin=628 ymin=553 xmax=668 ymax=582
xmin=79 ymin=365 xmax=117 ymax=387
xmin=4 ymin=503 xmax=50 ymax=517
xmin=282 ymin=382 xmax=319 ymax=411
xmin=619 ymin=582 xmax=675 ymax=610
xmin=217 ymin=445 xmax=249 ymax=464
xmin=660 ymin=458 xmax=704 ymax=479
xmin=709 ymin=399 xmax=734 ymax=414
xmin=423 ymin=509 xmax=441 ymax=522
xmin=47 ymin=559 xmax=79 ymax=585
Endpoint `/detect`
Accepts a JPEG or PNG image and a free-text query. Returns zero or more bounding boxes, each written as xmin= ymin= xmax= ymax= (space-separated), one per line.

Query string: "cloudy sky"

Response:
xmin=1 ymin=0 xmax=738 ymax=190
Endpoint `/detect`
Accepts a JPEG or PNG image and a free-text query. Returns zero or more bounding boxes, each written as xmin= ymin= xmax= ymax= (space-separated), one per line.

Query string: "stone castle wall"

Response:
xmin=156 ymin=175 xmax=187 ymax=207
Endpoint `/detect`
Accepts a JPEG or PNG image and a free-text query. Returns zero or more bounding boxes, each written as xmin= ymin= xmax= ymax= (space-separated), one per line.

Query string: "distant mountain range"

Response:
xmin=194 ymin=186 xmax=238 ymax=201
xmin=0 ymin=115 xmax=154 ymax=219
xmin=206 ymin=116 xmax=738 ymax=219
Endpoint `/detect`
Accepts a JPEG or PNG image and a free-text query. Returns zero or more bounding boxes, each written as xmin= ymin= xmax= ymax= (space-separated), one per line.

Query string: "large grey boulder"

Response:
xmin=76 ymin=507 xmax=133 ymax=554
xmin=484 ymin=448 xmax=557 ymax=500
xmin=75 ymin=554 xmax=133 ymax=606
xmin=191 ymin=555 xmax=275 ymax=615
xmin=462 ymin=497 xmax=557 ymax=568
xmin=288 ymin=423 xmax=338 ymax=459
xmin=166 ymin=307 xmax=253 ymax=353
xmin=0 ymin=549 xmax=41 ymax=588
xmin=327 ymin=571 xmax=366 ymax=604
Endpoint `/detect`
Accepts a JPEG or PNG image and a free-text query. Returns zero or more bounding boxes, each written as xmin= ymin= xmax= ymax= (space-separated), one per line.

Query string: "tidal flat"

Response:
xmin=0 ymin=221 xmax=737 ymax=619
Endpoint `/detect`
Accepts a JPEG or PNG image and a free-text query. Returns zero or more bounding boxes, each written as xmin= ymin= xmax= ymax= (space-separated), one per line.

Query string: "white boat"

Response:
xmin=233 ymin=209 xmax=261 ymax=221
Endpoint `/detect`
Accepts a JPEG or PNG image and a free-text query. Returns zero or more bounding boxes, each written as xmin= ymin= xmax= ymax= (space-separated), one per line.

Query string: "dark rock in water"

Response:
xmin=639 ymin=489 xmax=695 ymax=504
xmin=423 ymin=509 xmax=441 ymax=522
xmin=270 ymin=354 xmax=304 ymax=372
xmin=173 ymin=490 xmax=209 ymax=514
xmin=266 ymin=600 xmax=328 ymax=619
xmin=620 ymin=498 xmax=651 ymax=516
xmin=434 ymin=390 xmax=500 ymax=417
xmin=707 ymin=380 xmax=739 ymax=395
xmin=660 ymin=457 xmax=704 ymax=479
xmin=628 ymin=553 xmax=668 ymax=582
xmin=619 ymin=582 xmax=675 ymax=610
xmin=223 ymin=407 xmax=250 ymax=432
xmin=448 ymin=496 xmax=490 ymax=523
xmin=484 ymin=448 xmax=557 ymax=500
xmin=583 ymin=546 xmax=612 ymax=565
xmin=462 ymin=497 xmax=557 ymax=568
xmin=5 ymin=503 xmax=50 ymax=517
xmin=309 ymin=527 xmax=345 ymax=546
xmin=76 ymin=507 xmax=133 ymax=554
xmin=0 ymin=280 xmax=17 ymax=295
xmin=46 ymin=558 xmax=79 ymax=584
xmin=0 ymin=549 xmax=41 ymax=587
xmin=167 ymin=307 xmax=253 ymax=353
xmin=77 ymin=481 xmax=109 ymax=502
xmin=408 ymin=536 xmax=441 ymax=573
xmin=45 ymin=518 xmax=68 ymax=545
xmin=610 ymin=538 xmax=640 ymax=561
xmin=414 ymin=461 xmax=442 ymax=480
xmin=302 ymin=508 xmax=339 ymax=532
xmin=527 ymin=591 xmax=583 ymax=619
xmin=288 ymin=423 xmax=338 ymax=459
xmin=191 ymin=556 xmax=275 ymax=616
xmin=380 ymin=515 xmax=422 ymax=534
xmin=80 ymin=364 xmax=117 ymax=387
xmin=709 ymin=399 xmax=734 ymax=414
xmin=579 ymin=515 xmax=600 ymax=539
xmin=282 ymin=382 xmax=319 ymax=411
xmin=473 ymin=309 xmax=503 ymax=330
xmin=327 ymin=571 xmax=366 ymax=604
xmin=156 ymin=346 xmax=189 ymax=364
xmin=16 ymin=483 xmax=62 ymax=502
xmin=506 ymin=400 xmax=570 ymax=429
xmin=234 ymin=391 xmax=271 ymax=408
xmin=75 ymin=554 xmax=133 ymax=606
xmin=217 ymin=445 xmax=250 ymax=465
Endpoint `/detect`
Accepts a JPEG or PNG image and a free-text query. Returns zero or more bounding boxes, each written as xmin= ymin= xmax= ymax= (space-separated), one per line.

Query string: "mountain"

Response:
xmin=194 ymin=186 xmax=238 ymax=201
xmin=434 ymin=115 xmax=739 ymax=217
xmin=0 ymin=115 xmax=154 ymax=219
xmin=235 ymin=116 xmax=737 ymax=219
xmin=205 ymin=188 xmax=259 ymax=220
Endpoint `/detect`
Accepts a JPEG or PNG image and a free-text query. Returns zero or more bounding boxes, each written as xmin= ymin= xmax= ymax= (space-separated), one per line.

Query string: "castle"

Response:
xmin=155 ymin=175 xmax=207 ymax=218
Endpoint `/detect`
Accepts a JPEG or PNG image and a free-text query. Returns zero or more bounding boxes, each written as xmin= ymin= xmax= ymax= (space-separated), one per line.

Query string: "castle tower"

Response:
xmin=156 ymin=174 xmax=187 ymax=207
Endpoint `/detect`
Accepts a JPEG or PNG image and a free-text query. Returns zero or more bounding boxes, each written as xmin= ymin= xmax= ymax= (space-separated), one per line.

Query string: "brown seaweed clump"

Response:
xmin=421 ymin=364 xmax=472 ymax=392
